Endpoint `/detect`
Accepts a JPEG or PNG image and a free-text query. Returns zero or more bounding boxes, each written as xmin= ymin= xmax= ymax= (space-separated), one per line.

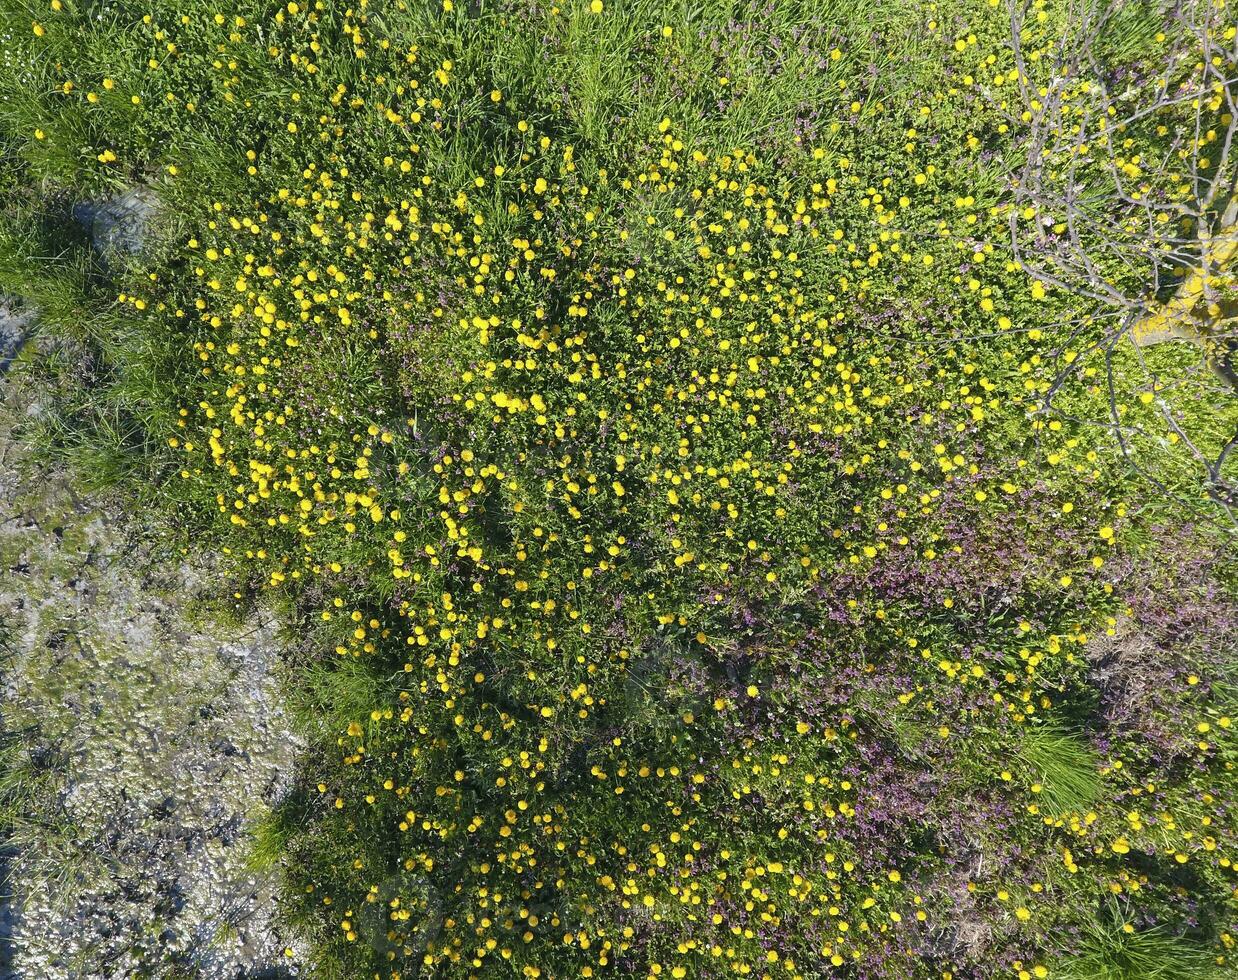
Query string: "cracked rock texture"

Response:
xmin=0 ymin=305 xmax=302 ymax=979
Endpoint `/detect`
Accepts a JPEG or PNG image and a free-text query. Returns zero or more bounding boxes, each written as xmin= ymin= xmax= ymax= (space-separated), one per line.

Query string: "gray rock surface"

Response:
xmin=0 ymin=306 xmax=302 ymax=978
xmin=0 ymin=302 xmax=32 ymax=378
xmin=72 ymin=186 xmax=159 ymax=265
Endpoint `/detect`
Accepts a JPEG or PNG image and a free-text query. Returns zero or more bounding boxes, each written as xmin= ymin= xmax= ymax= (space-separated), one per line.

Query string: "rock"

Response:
xmin=71 ymin=186 xmax=158 ymax=265
xmin=0 ymin=328 xmax=304 ymax=977
xmin=0 ymin=301 xmax=34 ymax=378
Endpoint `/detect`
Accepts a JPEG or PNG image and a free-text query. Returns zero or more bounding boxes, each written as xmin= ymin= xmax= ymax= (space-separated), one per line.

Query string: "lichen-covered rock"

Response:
xmin=0 ymin=330 xmax=302 ymax=978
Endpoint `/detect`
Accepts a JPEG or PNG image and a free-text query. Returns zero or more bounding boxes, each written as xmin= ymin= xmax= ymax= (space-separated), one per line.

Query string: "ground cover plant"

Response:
xmin=0 ymin=0 xmax=1236 ymax=978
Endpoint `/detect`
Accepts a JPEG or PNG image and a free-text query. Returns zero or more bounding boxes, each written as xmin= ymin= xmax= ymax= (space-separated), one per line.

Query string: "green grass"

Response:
xmin=1055 ymin=919 xmax=1224 ymax=980
xmin=1018 ymin=724 xmax=1103 ymax=818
